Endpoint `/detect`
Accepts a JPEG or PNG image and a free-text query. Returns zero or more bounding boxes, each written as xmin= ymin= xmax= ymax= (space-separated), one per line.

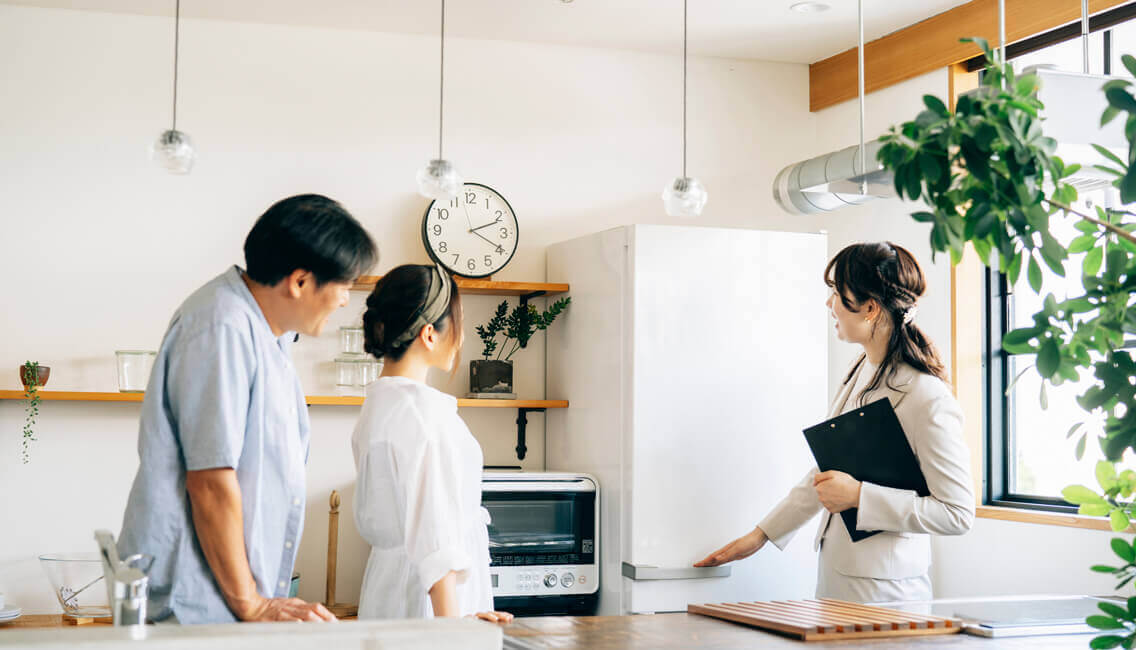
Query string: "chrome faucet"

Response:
xmin=94 ymin=530 xmax=150 ymax=628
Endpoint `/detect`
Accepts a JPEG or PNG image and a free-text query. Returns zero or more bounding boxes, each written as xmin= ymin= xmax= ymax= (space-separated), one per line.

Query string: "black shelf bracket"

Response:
xmin=518 ymin=290 xmax=547 ymax=307
xmin=515 ymin=407 xmax=545 ymax=461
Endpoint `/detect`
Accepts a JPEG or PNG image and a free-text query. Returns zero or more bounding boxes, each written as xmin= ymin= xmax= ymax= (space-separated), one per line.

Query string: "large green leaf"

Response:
xmin=1106 ymin=87 xmax=1136 ymax=113
xmin=1114 ymin=538 xmax=1136 ymax=563
xmin=1086 ymin=247 xmax=1105 ymax=276
xmin=1038 ymin=339 xmax=1060 ymax=378
xmin=1088 ymin=615 xmax=1127 ymax=630
xmin=923 ymin=94 xmax=948 ymax=117
xmin=1028 ymin=255 xmax=1043 ymax=293
xmin=1090 ymin=635 xmax=1124 ymax=649
xmin=1099 ymin=601 xmax=1134 ymax=622
xmin=1063 ymin=485 xmax=1107 ymax=505
xmin=1112 ymin=510 xmax=1132 ymax=532
xmin=1121 ymin=167 xmax=1136 ymax=204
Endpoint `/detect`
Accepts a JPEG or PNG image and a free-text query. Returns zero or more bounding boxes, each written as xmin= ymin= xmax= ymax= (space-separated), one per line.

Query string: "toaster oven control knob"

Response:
xmin=543 ymin=574 xmax=557 ymax=588
xmin=560 ymin=573 xmax=575 ymax=587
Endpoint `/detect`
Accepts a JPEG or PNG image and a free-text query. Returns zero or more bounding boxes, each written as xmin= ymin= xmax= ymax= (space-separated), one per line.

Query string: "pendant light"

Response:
xmin=150 ymin=0 xmax=195 ymax=174
xmin=416 ymin=0 xmax=463 ymax=201
xmin=661 ymin=0 xmax=708 ymax=218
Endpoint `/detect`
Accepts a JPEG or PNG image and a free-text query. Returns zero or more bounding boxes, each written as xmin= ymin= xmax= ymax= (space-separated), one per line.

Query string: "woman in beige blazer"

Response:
xmin=695 ymin=241 xmax=975 ymax=603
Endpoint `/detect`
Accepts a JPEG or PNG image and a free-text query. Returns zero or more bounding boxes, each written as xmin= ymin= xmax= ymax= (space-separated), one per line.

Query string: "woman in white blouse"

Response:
xmin=695 ymin=242 xmax=975 ymax=603
xmin=352 ymin=264 xmax=512 ymax=623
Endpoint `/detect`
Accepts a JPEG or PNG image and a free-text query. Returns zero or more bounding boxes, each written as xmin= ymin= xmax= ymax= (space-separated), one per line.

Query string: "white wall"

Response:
xmin=0 ymin=5 xmax=821 ymax=613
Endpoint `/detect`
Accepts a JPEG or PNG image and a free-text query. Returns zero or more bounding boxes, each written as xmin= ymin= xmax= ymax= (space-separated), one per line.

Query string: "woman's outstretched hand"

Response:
xmin=694 ymin=526 xmax=768 ymax=567
xmin=469 ymin=610 xmax=514 ymax=625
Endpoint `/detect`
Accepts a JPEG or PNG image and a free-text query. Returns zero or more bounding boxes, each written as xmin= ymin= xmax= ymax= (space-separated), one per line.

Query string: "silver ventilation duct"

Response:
xmin=772 ymin=139 xmax=894 ymax=215
xmin=772 ymin=68 xmax=1128 ymax=216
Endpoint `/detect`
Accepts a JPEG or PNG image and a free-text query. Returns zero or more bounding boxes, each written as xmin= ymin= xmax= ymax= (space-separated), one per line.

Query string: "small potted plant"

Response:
xmin=471 ymin=297 xmax=571 ymax=397
xmin=19 ymin=361 xmax=49 ymax=463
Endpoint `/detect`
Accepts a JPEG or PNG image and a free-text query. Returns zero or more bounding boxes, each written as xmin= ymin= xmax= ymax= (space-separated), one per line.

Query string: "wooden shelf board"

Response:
xmin=0 ymin=390 xmax=143 ymax=402
xmin=353 ymin=276 xmax=569 ymax=297
xmin=0 ymin=390 xmax=567 ymax=410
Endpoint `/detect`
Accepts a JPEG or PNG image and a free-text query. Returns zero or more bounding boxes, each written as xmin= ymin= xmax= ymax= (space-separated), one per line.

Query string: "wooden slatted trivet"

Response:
xmin=689 ymin=598 xmax=963 ymax=641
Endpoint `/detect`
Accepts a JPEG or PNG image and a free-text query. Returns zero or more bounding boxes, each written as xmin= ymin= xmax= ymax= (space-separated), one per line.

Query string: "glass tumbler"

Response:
xmin=339 ymin=327 xmax=364 ymax=355
xmin=116 ymin=351 xmax=157 ymax=393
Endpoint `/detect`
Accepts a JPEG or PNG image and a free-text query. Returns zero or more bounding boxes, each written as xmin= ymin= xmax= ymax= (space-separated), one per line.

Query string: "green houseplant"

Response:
xmin=19 ymin=360 xmax=49 ymax=463
xmin=470 ymin=297 xmax=570 ymax=395
xmin=877 ymin=38 xmax=1136 ymax=648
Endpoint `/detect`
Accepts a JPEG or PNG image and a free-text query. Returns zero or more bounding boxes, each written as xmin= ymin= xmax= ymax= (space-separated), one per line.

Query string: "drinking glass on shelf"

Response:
xmin=115 ymin=351 xmax=156 ymax=393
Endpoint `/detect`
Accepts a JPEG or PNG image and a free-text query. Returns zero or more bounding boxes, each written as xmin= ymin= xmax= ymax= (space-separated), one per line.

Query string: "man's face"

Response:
xmin=293 ymin=275 xmax=352 ymax=337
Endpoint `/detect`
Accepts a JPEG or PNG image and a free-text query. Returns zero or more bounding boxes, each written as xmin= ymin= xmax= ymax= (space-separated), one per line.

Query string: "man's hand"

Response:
xmin=814 ymin=470 xmax=862 ymax=513
xmin=236 ymin=595 xmax=337 ymax=622
xmin=186 ymin=469 xmax=334 ymax=623
xmin=694 ymin=526 xmax=768 ymax=567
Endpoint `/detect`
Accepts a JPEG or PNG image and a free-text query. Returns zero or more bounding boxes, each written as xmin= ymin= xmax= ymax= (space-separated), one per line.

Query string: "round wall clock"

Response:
xmin=421 ymin=182 xmax=519 ymax=278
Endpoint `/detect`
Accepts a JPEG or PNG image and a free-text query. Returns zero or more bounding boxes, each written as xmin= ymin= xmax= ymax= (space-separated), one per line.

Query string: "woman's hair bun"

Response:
xmin=362 ymin=309 xmax=385 ymax=359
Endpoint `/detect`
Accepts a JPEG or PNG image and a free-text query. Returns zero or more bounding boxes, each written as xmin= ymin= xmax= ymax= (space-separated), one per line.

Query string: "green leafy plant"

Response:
xmin=21 ymin=360 xmax=42 ymax=464
xmin=475 ymin=297 xmax=571 ymax=361
xmin=877 ymin=38 xmax=1136 ymax=648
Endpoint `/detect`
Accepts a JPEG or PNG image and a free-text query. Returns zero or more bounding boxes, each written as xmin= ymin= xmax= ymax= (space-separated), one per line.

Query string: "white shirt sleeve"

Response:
xmin=397 ymin=407 xmax=473 ymax=592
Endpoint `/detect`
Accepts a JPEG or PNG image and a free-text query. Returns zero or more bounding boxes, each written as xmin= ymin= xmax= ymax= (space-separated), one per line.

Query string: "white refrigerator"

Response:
xmin=546 ymin=225 xmax=828 ymax=615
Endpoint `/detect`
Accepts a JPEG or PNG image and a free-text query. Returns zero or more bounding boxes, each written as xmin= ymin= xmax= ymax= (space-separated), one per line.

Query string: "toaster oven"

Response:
xmin=481 ymin=472 xmax=599 ymax=615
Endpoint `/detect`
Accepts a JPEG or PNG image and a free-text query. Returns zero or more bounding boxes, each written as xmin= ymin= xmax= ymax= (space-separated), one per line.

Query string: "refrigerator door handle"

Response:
xmin=620 ymin=562 xmax=731 ymax=581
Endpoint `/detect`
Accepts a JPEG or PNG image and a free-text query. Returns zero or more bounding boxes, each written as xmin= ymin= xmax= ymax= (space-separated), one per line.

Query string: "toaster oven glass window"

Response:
xmin=482 ymin=491 xmax=595 ymax=566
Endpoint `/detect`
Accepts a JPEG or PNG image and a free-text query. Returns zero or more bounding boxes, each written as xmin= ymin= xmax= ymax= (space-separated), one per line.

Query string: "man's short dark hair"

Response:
xmin=244 ymin=194 xmax=378 ymax=287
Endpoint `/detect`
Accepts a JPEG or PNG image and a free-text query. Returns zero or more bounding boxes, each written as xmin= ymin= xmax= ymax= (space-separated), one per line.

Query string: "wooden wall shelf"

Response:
xmin=0 ymin=390 xmax=567 ymax=411
xmin=352 ymin=276 xmax=569 ymax=297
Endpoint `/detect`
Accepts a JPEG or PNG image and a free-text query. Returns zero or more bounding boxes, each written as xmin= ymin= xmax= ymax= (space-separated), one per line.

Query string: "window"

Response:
xmin=985 ymin=16 xmax=1136 ymax=512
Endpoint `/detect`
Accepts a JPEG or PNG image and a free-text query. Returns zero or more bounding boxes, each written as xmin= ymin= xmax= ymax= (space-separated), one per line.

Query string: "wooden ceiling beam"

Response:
xmin=809 ymin=0 xmax=1131 ymax=112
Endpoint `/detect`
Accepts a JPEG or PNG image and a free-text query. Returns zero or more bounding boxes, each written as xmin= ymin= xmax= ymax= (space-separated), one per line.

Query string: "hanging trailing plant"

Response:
xmin=877 ymin=38 xmax=1136 ymax=648
xmin=21 ymin=360 xmax=43 ymax=464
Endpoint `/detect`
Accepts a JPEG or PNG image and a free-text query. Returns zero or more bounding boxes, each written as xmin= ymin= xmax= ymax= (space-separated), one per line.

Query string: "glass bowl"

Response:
xmin=38 ymin=553 xmax=110 ymax=618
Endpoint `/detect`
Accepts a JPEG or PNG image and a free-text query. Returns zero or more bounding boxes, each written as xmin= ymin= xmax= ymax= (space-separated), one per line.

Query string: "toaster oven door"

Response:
xmin=482 ymin=491 xmax=595 ymax=567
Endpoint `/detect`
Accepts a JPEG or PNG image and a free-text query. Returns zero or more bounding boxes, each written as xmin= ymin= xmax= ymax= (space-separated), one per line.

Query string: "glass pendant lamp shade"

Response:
xmin=150 ymin=129 xmax=195 ymax=174
xmin=154 ymin=0 xmax=193 ymax=174
xmin=416 ymin=158 xmax=463 ymax=201
xmin=662 ymin=176 xmax=708 ymax=218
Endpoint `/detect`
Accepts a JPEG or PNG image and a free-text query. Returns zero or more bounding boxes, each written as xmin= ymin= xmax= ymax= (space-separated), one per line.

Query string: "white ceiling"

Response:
xmin=1 ymin=0 xmax=973 ymax=63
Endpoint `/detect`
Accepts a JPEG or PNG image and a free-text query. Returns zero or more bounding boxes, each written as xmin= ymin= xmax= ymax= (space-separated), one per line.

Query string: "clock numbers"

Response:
xmin=422 ymin=183 xmax=518 ymax=278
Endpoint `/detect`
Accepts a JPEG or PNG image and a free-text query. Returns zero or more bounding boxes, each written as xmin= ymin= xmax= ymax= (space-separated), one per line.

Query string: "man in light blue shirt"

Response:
xmin=118 ymin=195 xmax=377 ymax=623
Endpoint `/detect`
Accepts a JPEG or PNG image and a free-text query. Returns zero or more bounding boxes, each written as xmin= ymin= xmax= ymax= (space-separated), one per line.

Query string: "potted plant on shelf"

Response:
xmin=471 ymin=297 xmax=571 ymax=397
xmin=19 ymin=360 xmax=49 ymax=463
xmin=877 ymin=38 xmax=1136 ymax=647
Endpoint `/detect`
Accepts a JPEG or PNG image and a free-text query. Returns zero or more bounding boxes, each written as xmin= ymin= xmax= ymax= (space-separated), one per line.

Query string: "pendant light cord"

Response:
xmin=857 ymin=0 xmax=865 ymax=194
xmin=682 ymin=0 xmax=687 ymax=178
xmin=439 ymin=0 xmax=445 ymax=160
xmin=172 ymin=0 xmax=180 ymax=131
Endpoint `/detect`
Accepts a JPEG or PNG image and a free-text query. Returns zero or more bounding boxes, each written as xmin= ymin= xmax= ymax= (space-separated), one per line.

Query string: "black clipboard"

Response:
xmin=802 ymin=397 xmax=929 ymax=542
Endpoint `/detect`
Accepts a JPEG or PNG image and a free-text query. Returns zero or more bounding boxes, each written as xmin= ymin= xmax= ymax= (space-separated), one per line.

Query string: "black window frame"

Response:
xmin=983 ymin=8 xmax=1136 ymax=512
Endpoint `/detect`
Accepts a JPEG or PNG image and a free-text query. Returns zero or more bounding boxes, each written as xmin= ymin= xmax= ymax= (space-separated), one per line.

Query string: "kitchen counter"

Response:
xmin=503 ymin=613 xmax=1095 ymax=649
xmin=0 ymin=615 xmax=501 ymax=649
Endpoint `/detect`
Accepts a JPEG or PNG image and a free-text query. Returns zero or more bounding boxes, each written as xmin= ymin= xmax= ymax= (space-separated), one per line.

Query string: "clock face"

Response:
xmin=422 ymin=183 xmax=519 ymax=278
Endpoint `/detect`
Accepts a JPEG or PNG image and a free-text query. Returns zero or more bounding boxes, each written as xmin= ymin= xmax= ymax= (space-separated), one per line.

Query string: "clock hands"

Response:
xmin=471 ymin=229 xmax=506 ymax=254
xmin=470 ymin=218 xmax=502 ymax=234
xmin=460 ymin=197 xmax=476 ymax=230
